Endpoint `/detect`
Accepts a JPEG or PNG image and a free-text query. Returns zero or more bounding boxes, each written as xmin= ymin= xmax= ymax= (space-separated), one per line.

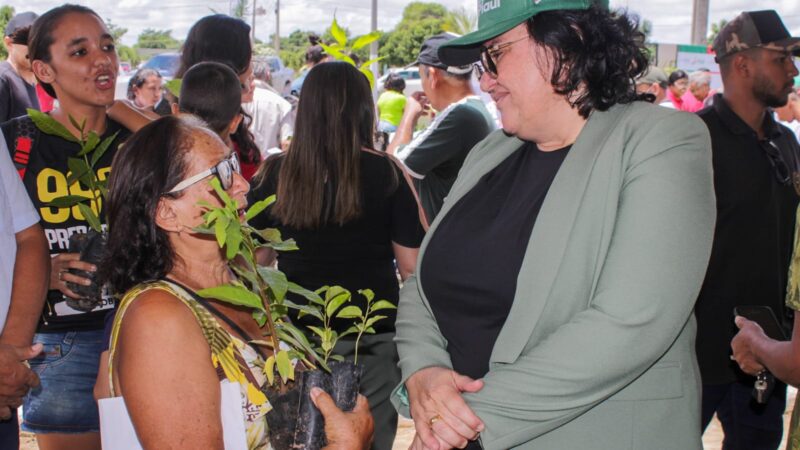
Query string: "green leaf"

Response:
xmin=320 ymin=43 xmax=354 ymax=65
xmin=47 ymin=195 xmax=88 ymax=208
xmin=257 ymin=266 xmax=289 ymax=302
xmin=288 ymin=282 xmax=324 ymax=305
xmin=77 ymin=131 xmax=100 ymax=156
xmin=307 ymin=326 xmax=326 ymax=340
xmin=77 ymin=203 xmax=103 ymax=232
xmin=165 ymin=78 xmax=182 ymax=98
xmin=279 ymin=322 xmax=320 ymax=355
xmin=365 ymin=315 xmax=388 ymax=330
xmin=339 ymin=326 xmax=360 ymax=338
xmin=276 ymin=350 xmax=294 ymax=382
xmin=68 ymin=114 xmax=83 ymax=134
xmin=197 ymin=284 xmax=264 ymax=311
xmin=329 ymin=354 xmax=345 ymax=362
xmin=330 ymin=17 xmax=347 ymax=46
xmin=283 ymin=299 xmax=323 ymax=322
xmin=67 ymin=157 xmax=92 ymax=187
xmin=209 ymin=177 xmax=236 ymax=210
xmin=225 ymin=220 xmax=242 ymax=260
xmin=358 ymin=289 xmax=375 ymax=303
xmin=359 ymin=67 xmax=375 ymax=89
xmin=336 ymin=305 xmax=363 ymax=319
xmin=325 ymin=287 xmax=351 ymax=318
xmin=351 ymin=31 xmax=381 ymax=50
xmin=264 ymin=355 xmax=276 ymax=385
xmin=253 ymin=310 xmax=267 ymax=327
xmin=369 ymin=300 xmax=397 ymax=312
xmin=214 ymin=215 xmax=229 ymax=248
xmin=28 ymin=109 xmax=78 ymax=142
xmin=268 ymin=238 xmax=299 ymax=252
xmin=91 ymin=132 xmax=120 ymax=167
xmin=245 ymin=196 xmax=275 ymax=221
xmin=257 ymin=227 xmax=282 ymax=243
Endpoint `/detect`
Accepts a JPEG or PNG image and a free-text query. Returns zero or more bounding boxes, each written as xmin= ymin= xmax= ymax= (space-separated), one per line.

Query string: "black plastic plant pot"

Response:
xmin=264 ymin=361 xmax=363 ymax=450
xmin=65 ymin=229 xmax=107 ymax=312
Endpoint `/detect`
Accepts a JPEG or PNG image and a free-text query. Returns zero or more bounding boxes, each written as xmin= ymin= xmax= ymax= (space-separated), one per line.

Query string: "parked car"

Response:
xmin=377 ymin=66 xmax=422 ymax=96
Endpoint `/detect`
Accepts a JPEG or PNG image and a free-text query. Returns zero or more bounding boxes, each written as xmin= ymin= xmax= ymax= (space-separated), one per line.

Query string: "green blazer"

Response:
xmin=392 ymin=102 xmax=715 ymax=449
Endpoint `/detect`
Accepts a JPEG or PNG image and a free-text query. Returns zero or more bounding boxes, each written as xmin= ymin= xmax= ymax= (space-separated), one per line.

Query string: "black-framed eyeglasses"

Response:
xmin=478 ymin=35 xmax=529 ymax=78
xmin=165 ymin=152 xmax=241 ymax=194
xmin=760 ymin=139 xmax=792 ymax=185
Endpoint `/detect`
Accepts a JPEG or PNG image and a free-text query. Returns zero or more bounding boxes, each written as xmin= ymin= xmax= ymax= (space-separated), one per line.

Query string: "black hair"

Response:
xmin=178 ymin=14 xmax=261 ymax=165
xmin=383 ymin=73 xmax=406 ymax=92
xmin=525 ymin=5 xmax=649 ymax=118
xmin=264 ymin=61 xmax=398 ymax=228
xmin=668 ymin=69 xmax=688 ymax=85
xmin=28 ymin=4 xmax=100 ymax=98
xmin=126 ymin=68 xmax=162 ymax=100
xmin=177 ymin=14 xmax=252 ymax=79
xmin=100 ymin=115 xmax=198 ymax=295
xmin=9 ymin=26 xmax=31 ymax=45
xmin=305 ymin=34 xmax=327 ymax=65
xmin=179 ymin=62 xmax=242 ymax=134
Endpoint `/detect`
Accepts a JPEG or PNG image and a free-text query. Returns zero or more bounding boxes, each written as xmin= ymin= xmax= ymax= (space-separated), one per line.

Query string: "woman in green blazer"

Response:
xmin=391 ymin=2 xmax=716 ymax=450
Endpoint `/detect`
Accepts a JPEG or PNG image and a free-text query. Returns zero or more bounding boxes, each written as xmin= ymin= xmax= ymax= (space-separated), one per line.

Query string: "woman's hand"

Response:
xmin=312 ymin=388 xmax=374 ymax=450
xmin=405 ymin=366 xmax=484 ymax=450
xmin=50 ymin=253 xmax=95 ymax=299
xmin=731 ymin=316 xmax=768 ymax=376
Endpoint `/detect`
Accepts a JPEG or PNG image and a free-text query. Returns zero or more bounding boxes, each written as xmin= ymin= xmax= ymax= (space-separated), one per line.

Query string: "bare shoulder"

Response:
xmin=117 ymin=288 xmax=207 ymax=349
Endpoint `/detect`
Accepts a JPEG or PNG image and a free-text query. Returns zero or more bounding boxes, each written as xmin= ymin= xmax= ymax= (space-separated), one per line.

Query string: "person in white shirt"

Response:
xmin=0 ymin=130 xmax=49 ymax=448
xmin=775 ymin=91 xmax=800 ymax=142
xmin=242 ymin=59 xmax=294 ymax=158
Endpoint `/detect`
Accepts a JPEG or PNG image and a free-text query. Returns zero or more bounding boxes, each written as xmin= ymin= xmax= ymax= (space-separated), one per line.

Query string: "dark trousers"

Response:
xmin=334 ymin=332 xmax=400 ymax=450
xmin=0 ymin=408 xmax=19 ymax=450
xmin=702 ymin=380 xmax=787 ymax=450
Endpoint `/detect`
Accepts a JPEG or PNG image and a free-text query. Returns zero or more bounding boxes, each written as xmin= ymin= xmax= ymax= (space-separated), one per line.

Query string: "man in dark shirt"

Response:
xmin=696 ymin=10 xmax=800 ymax=449
xmin=0 ymin=12 xmax=39 ymax=123
xmin=387 ymin=33 xmax=495 ymax=224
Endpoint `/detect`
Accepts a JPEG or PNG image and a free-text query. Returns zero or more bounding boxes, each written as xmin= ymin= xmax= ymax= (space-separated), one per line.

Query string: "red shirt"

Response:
xmin=35 ymin=84 xmax=55 ymax=113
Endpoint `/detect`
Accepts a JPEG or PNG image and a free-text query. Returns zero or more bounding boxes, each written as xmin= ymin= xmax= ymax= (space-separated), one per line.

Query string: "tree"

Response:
xmin=707 ymin=19 xmax=729 ymax=46
xmin=231 ymin=0 xmax=248 ymax=19
xmin=134 ymin=28 xmax=181 ymax=49
xmin=443 ymin=7 xmax=476 ymax=36
xmin=0 ymin=5 xmax=15 ymax=60
xmin=379 ymin=2 xmax=447 ymax=67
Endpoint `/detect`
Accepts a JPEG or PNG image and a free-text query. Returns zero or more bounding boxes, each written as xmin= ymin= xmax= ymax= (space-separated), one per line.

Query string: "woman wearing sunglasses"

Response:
xmin=392 ymin=2 xmax=715 ymax=450
xmin=99 ymin=115 xmax=373 ymax=449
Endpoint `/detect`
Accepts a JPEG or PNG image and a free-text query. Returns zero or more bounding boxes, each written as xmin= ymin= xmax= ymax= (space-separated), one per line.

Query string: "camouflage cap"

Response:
xmin=712 ymin=10 xmax=800 ymax=63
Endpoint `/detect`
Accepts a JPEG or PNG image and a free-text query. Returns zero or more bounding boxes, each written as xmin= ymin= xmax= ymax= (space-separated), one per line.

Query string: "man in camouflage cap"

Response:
xmin=696 ymin=9 xmax=800 ymax=450
xmin=712 ymin=10 xmax=800 ymax=63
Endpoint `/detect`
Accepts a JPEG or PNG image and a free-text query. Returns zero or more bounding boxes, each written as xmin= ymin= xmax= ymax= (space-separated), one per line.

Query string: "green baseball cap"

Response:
xmin=438 ymin=0 xmax=608 ymax=66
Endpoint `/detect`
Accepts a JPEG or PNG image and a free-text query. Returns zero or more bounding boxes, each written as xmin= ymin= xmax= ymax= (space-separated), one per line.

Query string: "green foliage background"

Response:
xmin=0 ymin=6 xmax=15 ymax=60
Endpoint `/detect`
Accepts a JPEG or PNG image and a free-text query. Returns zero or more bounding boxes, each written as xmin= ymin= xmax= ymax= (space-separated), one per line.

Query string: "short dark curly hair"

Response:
xmin=99 ymin=116 xmax=198 ymax=295
xmin=526 ymin=6 xmax=649 ymax=118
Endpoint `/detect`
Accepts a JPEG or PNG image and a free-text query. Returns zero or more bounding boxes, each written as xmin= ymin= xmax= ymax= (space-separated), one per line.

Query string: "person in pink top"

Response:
xmin=665 ymin=69 xmax=688 ymax=109
xmin=680 ymin=70 xmax=712 ymax=112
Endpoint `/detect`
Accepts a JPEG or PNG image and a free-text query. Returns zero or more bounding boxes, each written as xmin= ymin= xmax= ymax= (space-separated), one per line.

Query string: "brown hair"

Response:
xmin=267 ymin=62 xmax=375 ymax=228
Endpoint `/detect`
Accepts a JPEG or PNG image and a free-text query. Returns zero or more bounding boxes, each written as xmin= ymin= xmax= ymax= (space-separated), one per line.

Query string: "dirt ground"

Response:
xmin=18 ymin=388 xmax=796 ymax=449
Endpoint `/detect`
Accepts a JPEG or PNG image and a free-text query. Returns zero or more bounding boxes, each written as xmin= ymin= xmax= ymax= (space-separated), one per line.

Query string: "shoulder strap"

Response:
xmin=12 ymin=116 xmax=37 ymax=179
xmin=166 ymin=278 xmax=269 ymax=361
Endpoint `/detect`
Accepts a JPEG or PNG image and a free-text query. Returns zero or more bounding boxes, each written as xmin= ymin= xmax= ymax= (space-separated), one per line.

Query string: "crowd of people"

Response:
xmin=1 ymin=1 xmax=800 ymax=450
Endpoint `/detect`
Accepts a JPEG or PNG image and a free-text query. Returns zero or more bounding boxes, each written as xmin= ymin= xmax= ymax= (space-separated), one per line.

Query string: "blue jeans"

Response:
xmin=22 ymin=330 xmax=104 ymax=433
xmin=0 ymin=409 xmax=19 ymax=449
xmin=702 ymin=380 xmax=786 ymax=450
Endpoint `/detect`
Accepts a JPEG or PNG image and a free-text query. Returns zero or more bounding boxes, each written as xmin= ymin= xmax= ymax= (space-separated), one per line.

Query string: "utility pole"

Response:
xmin=370 ymin=0 xmax=378 ymax=98
xmin=691 ymin=0 xmax=710 ymax=45
xmin=274 ymin=0 xmax=281 ymax=52
xmin=252 ymin=0 xmax=257 ymax=41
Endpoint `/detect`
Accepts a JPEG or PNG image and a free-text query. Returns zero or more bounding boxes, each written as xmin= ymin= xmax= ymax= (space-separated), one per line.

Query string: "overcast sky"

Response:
xmin=4 ymin=0 xmax=799 ymax=48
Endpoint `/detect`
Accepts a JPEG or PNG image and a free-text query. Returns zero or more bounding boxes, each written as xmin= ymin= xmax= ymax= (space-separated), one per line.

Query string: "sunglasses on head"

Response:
xmin=165 ymin=152 xmax=241 ymax=194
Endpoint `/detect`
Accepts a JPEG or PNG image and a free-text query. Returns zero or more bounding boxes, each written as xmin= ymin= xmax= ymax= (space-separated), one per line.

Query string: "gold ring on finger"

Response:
xmin=58 ymin=270 xmax=65 ymax=281
xmin=428 ymin=414 xmax=441 ymax=427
